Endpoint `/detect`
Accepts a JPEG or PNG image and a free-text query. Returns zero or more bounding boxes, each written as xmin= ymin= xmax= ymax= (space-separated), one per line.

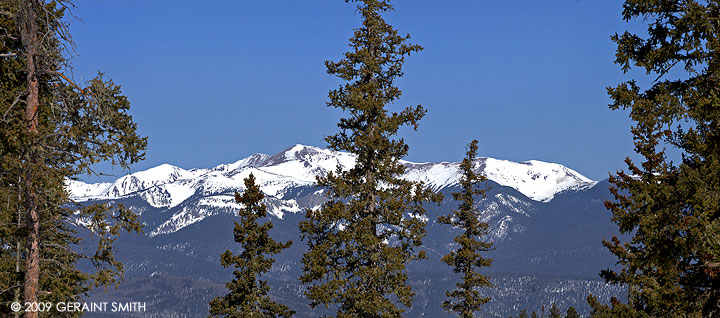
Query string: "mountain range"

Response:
xmin=67 ymin=144 xmax=625 ymax=317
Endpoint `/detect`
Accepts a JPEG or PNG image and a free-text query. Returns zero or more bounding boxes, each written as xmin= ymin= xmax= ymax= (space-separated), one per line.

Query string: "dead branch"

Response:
xmin=52 ymin=71 xmax=87 ymax=95
xmin=3 ymin=93 xmax=26 ymax=122
xmin=0 ymin=284 xmax=22 ymax=295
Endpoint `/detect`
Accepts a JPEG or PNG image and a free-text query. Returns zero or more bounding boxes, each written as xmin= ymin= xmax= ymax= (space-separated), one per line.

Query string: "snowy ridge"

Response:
xmin=481 ymin=158 xmax=596 ymax=202
xmin=66 ymin=144 xmax=597 ymax=235
xmin=401 ymin=158 xmax=596 ymax=202
xmin=67 ymin=144 xmax=596 ymax=204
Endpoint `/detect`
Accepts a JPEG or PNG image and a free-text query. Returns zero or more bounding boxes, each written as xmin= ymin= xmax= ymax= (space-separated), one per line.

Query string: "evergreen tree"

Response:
xmin=298 ymin=0 xmax=441 ymax=316
xmin=588 ymin=1 xmax=720 ymax=317
xmin=565 ymin=307 xmax=578 ymax=318
xmin=549 ymin=303 xmax=562 ymax=318
xmin=0 ymin=1 xmax=146 ymax=316
xmin=518 ymin=309 xmax=528 ymax=318
xmin=209 ymin=174 xmax=293 ymax=318
xmin=438 ymin=139 xmax=493 ymax=317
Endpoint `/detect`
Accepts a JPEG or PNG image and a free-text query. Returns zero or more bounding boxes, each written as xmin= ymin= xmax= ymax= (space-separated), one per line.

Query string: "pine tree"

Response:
xmin=438 ymin=139 xmax=493 ymax=317
xmin=588 ymin=1 xmax=720 ymax=317
xmin=518 ymin=309 xmax=528 ymax=318
xmin=1 ymin=1 xmax=146 ymax=316
xmin=209 ymin=174 xmax=293 ymax=318
xmin=564 ymin=307 xmax=578 ymax=318
xmin=549 ymin=303 xmax=562 ymax=318
xmin=298 ymin=0 xmax=441 ymax=316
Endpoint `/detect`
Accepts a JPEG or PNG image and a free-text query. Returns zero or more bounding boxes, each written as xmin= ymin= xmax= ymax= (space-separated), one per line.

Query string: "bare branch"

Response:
xmin=52 ymin=71 xmax=86 ymax=94
xmin=41 ymin=243 xmax=89 ymax=258
xmin=0 ymin=284 xmax=22 ymax=295
xmin=40 ymin=258 xmax=76 ymax=270
xmin=0 ymin=53 xmax=17 ymax=57
xmin=3 ymin=93 xmax=26 ymax=122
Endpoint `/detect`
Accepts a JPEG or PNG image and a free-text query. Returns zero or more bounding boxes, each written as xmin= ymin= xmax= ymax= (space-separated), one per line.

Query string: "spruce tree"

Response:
xmin=1 ymin=1 xmax=146 ymax=316
xmin=588 ymin=1 xmax=720 ymax=317
xmin=549 ymin=303 xmax=562 ymax=318
xmin=564 ymin=307 xmax=578 ymax=318
xmin=209 ymin=174 xmax=293 ymax=318
xmin=298 ymin=0 xmax=441 ymax=316
xmin=438 ymin=139 xmax=493 ymax=317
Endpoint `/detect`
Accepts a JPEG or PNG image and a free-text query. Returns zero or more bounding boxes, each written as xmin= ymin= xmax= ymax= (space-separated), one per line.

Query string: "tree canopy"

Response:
xmin=0 ymin=1 xmax=146 ymax=316
xmin=589 ymin=1 xmax=720 ymax=317
xmin=298 ymin=0 xmax=441 ymax=317
xmin=209 ymin=174 xmax=293 ymax=318
xmin=439 ymin=139 xmax=493 ymax=318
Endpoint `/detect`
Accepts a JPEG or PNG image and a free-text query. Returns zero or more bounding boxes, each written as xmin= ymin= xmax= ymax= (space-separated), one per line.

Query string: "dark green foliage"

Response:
xmin=512 ymin=305 xmax=569 ymax=318
xmin=590 ymin=1 xmax=720 ymax=317
xmin=298 ymin=0 xmax=441 ymax=317
xmin=438 ymin=139 xmax=493 ymax=318
xmin=0 ymin=1 xmax=146 ymax=316
xmin=565 ymin=307 xmax=578 ymax=318
xmin=549 ymin=303 xmax=562 ymax=318
xmin=209 ymin=174 xmax=293 ymax=318
xmin=587 ymin=295 xmax=647 ymax=318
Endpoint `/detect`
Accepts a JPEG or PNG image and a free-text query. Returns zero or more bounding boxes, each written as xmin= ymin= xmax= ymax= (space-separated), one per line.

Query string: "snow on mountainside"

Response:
xmin=67 ymin=144 xmax=596 ymax=205
xmin=65 ymin=144 xmax=597 ymax=236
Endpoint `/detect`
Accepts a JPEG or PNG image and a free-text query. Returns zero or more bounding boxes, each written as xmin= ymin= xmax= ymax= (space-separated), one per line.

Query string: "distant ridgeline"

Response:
xmin=68 ymin=144 xmax=623 ymax=318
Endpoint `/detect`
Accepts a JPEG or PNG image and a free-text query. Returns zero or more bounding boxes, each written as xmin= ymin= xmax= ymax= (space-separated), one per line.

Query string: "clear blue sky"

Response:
xmin=70 ymin=0 xmax=641 ymax=181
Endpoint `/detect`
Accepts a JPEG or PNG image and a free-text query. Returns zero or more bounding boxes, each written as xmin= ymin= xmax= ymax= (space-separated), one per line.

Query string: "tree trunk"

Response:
xmin=15 ymin=175 xmax=22 ymax=318
xmin=19 ymin=1 xmax=40 ymax=317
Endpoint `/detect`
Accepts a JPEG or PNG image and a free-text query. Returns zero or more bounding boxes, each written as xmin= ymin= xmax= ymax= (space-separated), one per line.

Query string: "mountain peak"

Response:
xmin=65 ymin=144 xmax=598 ymax=236
xmin=67 ymin=144 xmax=596 ymax=205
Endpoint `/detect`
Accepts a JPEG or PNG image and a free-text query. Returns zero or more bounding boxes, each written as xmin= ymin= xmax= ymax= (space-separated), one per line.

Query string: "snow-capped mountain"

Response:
xmin=70 ymin=145 xmax=622 ymax=317
xmin=68 ymin=144 xmax=595 ymax=204
xmin=66 ymin=144 xmax=596 ymax=237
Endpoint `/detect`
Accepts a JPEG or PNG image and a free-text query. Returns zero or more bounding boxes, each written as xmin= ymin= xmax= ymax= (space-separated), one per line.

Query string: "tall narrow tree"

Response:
xmin=298 ymin=0 xmax=441 ymax=316
xmin=549 ymin=303 xmax=562 ymax=318
xmin=565 ymin=307 xmax=578 ymax=318
xmin=1 ymin=1 xmax=146 ymax=316
xmin=588 ymin=0 xmax=720 ymax=317
xmin=438 ymin=139 xmax=493 ymax=318
xmin=209 ymin=173 xmax=293 ymax=318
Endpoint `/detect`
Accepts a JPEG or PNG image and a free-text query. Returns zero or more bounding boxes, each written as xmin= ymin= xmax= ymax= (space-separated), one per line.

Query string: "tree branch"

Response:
xmin=52 ymin=71 xmax=92 ymax=98
xmin=40 ymin=258 xmax=76 ymax=271
xmin=0 ymin=284 xmax=22 ymax=295
xmin=3 ymin=93 xmax=26 ymax=123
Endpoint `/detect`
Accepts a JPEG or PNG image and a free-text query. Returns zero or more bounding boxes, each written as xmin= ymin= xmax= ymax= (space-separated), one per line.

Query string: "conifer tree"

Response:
xmin=438 ymin=139 xmax=493 ymax=318
xmin=298 ymin=0 xmax=441 ymax=316
xmin=209 ymin=174 xmax=293 ymax=318
xmin=564 ymin=307 xmax=578 ymax=318
xmin=549 ymin=303 xmax=562 ymax=318
xmin=0 ymin=1 xmax=146 ymax=316
xmin=588 ymin=1 xmax=720 ymax=317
